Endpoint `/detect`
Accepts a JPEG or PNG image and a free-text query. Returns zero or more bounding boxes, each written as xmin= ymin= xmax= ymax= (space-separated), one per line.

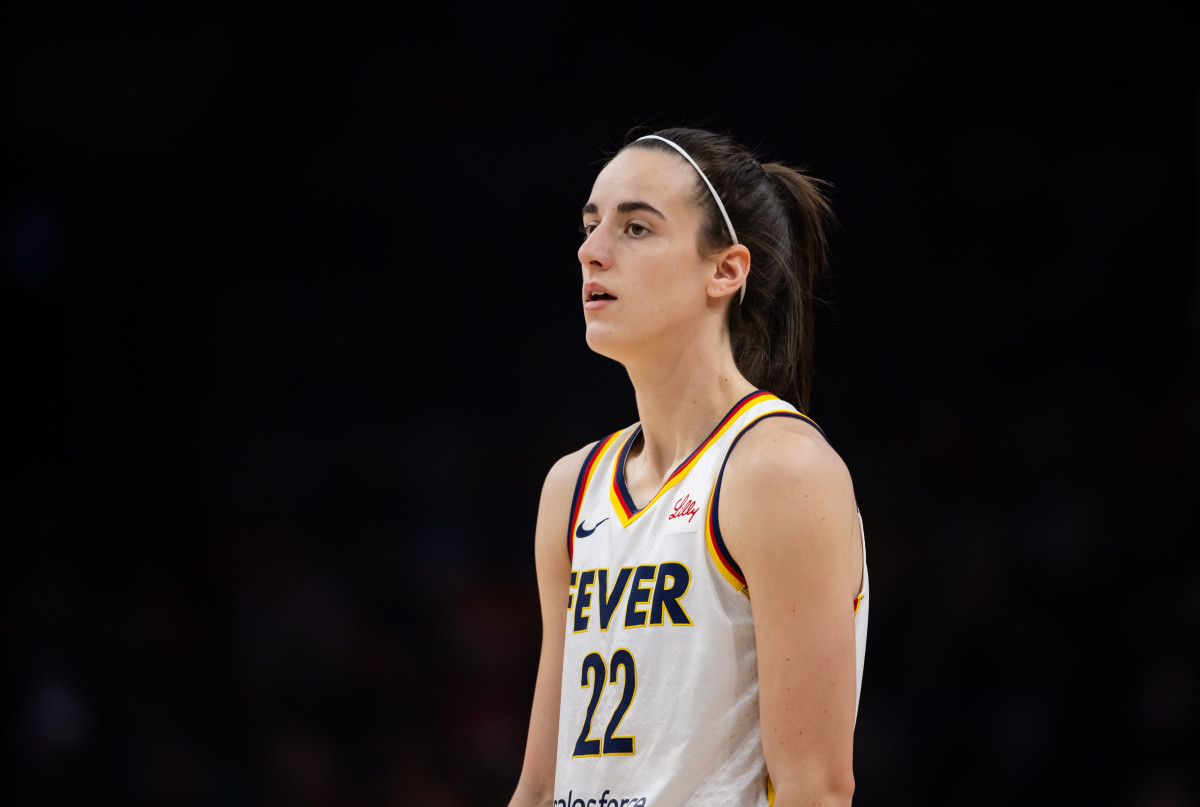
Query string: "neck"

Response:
xmin=623 ymin=330 xmax=756 ymax=485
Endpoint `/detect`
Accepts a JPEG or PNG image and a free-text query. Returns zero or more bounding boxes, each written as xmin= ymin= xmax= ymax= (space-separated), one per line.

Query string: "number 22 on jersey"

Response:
xmin=572 ymin=649 xmax=636 ymax=757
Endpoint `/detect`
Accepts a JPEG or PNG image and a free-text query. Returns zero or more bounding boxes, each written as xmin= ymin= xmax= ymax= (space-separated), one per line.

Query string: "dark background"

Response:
xmin=4 ymin=2 xmax=1197 ymax=805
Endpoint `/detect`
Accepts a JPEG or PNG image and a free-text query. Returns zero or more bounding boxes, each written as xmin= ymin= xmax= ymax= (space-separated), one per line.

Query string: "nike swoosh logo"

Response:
xmin=575 ymin=518 xmax=609 ymax=539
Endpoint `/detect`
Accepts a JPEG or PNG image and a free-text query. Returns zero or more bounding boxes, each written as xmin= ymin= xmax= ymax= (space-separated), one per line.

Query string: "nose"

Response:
xmin=577 ymin=225 xmax=610 ymax=272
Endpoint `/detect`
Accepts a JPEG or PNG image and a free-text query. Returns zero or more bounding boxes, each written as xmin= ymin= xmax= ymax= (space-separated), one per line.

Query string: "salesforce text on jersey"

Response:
xmin=556 ymin=789 xmax=648 ymax=807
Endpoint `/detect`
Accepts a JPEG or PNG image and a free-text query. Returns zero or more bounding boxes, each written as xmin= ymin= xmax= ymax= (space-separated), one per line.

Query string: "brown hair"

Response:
xmin=624 ymin=127 xmax=833 ymax=413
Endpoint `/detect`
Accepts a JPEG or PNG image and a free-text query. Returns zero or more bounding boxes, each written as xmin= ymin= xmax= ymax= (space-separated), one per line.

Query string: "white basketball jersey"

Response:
xmin=553 ymin=391 xmax=869 ymax=807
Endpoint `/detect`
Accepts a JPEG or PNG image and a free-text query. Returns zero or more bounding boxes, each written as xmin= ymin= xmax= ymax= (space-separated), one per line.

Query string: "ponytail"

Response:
xmin=736 ymin=163 xmax=832 ymax=413
xmin=628 ymin=129 xmax=834 ymax=413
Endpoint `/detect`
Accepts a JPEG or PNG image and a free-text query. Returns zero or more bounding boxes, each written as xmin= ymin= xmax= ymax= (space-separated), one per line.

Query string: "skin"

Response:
xmin=509 ymin=147 xmax=862 ymax=807
xmin=507 ymin=444 xmax=588 ymax=807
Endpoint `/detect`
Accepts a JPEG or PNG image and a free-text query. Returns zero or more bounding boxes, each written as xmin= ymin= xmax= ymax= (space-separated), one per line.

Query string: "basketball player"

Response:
xmin=508 ymin=128 xmax=868 ymax=807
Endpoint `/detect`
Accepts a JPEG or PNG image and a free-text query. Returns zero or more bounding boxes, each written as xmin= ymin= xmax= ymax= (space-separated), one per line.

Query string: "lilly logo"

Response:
xmin=668 ymin=494 xmax=699 ymax=523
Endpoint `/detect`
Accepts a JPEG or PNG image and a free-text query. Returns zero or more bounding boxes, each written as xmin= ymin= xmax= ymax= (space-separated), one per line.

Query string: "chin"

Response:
xmin=584 ymin=321 xmax=633 ymax=364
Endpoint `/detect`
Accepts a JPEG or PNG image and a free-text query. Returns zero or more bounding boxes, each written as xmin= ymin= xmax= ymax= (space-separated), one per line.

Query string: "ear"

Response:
xmin=706 ymin=244 xmax=751 ymax=302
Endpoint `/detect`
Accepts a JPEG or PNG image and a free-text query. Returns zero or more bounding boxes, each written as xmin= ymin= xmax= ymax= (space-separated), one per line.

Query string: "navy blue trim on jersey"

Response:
xmin=612 ymin=389 xmax=772 ymax=517
xmin=709 ymin=412 xmax=830 ymax=584
xmin=567 ymin=432 xmax=621 ymax=561
xmin=612 ymin=424 xmax=643 ymax=513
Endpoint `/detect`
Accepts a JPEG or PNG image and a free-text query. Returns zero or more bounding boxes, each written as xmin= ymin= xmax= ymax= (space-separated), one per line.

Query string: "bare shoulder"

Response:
xmin=540 ymin=441 xmax=598 ymax=509
xmin=534 ymin=441 xmax=600 ymax=562
xmin=724 ymin=416 xmax=854 ymax=504
xmin=719 ymin=416 xmax=859 ymax=577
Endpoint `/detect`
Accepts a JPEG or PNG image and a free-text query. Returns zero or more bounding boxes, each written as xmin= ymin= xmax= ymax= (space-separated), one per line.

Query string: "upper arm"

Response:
xmin=509 ymin=443 xmax=594 ymax=806
xmin=533 ymin=446 xmax=590 ymax=634
xmin=719 ymin=419 xmax=861 ymax=803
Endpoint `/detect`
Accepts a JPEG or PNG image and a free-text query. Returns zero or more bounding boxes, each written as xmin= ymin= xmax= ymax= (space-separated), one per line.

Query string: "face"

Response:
xmin=578 ymin=147 xmax=722 ymax=363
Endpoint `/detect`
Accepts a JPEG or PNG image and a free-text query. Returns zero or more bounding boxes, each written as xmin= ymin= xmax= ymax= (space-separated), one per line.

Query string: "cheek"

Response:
xmin=650 ymin=257 xmax=708 ymax=309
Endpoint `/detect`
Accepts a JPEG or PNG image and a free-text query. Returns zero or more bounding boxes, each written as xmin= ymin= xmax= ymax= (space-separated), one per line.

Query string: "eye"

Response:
xmin=580 ymin=222 xmax=598 ymax=238
xmin=626 ymin=222 xmax=648 ymax=237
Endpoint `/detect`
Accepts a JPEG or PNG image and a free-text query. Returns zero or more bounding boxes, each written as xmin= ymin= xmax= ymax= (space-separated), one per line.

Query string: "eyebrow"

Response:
xmin=581 ymin=201 xmax=667 ymax=219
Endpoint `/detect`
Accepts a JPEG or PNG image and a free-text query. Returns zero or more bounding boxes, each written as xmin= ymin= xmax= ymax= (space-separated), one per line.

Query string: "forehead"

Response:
xmin=586 ymin=147 xmax=699 ymax=212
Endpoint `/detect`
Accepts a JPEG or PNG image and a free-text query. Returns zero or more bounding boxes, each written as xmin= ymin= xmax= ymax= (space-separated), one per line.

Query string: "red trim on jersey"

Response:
xmin=706 ymin=410 xmax=829 ymax=593
xmin=610 ymin=390 xmax=777 ymax=525
xmin=706 ymin=483 xmax=747 ymax=588
xmin=567 ymin=432 xmax=622 ymax=561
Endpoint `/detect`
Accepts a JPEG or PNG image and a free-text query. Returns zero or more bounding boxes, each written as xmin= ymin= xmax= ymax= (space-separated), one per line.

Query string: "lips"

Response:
xmin=583 ymin=281 xmax=616 ymax=306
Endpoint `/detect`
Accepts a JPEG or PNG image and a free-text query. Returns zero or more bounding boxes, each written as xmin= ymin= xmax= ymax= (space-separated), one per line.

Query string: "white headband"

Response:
xmin=636 ymin=134 xmax=745 ymax=304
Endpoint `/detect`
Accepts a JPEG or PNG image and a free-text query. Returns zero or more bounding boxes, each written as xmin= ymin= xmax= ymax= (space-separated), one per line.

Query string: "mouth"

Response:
xmin=583 ymin=282 xmax=617 ymax=310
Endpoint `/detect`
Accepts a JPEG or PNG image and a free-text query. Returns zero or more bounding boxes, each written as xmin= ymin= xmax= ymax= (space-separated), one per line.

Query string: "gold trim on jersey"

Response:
xmin=608 ymin=391 xmax=779 ymax=529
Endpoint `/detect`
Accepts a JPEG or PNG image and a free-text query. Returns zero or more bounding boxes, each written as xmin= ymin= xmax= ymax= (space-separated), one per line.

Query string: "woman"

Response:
xmin=509 ymin=128 xmax=868 ymax=807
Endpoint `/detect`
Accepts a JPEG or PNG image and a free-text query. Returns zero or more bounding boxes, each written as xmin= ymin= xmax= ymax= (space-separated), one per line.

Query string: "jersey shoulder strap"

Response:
xmin=706 ymin=397 xmax=830 ymax=591
xmin=565 ymin=431 xmax=624 ymax=561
